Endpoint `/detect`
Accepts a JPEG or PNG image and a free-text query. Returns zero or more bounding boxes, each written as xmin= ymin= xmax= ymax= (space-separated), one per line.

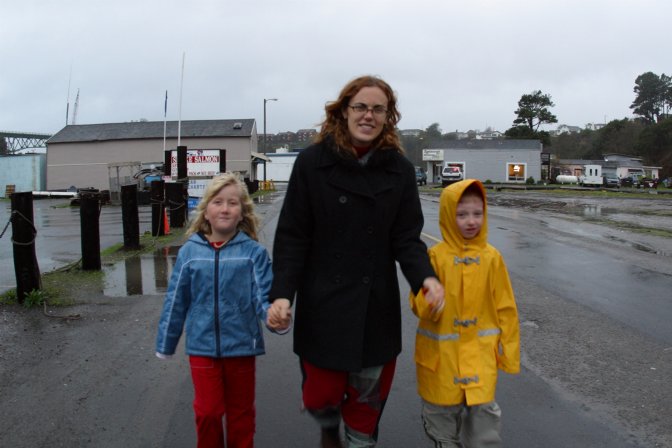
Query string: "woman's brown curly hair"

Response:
xmin=315 ymin=75 xmax=403 ymax=157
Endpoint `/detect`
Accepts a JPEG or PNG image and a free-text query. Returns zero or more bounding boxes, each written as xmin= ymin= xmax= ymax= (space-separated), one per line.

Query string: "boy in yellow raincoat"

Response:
xmin=410 ymin=179 xmax=520 ymax=447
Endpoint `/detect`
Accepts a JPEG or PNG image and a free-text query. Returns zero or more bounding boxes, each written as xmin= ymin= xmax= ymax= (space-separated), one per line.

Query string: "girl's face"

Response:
xmin=204 ymin=184 xmax=243 ymax=242
xmin=342 ymin=86 xmax=388 ymax=147
xmin=455 ymin=195 xmax=484 ymax=240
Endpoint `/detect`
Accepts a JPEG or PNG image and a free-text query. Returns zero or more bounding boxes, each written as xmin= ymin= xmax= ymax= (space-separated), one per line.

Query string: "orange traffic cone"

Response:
xmin=163 ymin=208 xmax=170 ymax=235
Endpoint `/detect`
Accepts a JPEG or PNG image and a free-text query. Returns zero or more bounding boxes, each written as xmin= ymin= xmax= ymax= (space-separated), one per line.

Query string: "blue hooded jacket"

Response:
xmin=156 ymin=231 xmax=272 ymax=358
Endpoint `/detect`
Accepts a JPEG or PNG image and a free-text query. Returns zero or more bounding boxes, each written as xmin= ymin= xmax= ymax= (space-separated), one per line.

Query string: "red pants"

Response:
xmin=301 ymin=359 xmax=396 ymax=441
xmin=189 ymin=356 xmax=256 ymax=448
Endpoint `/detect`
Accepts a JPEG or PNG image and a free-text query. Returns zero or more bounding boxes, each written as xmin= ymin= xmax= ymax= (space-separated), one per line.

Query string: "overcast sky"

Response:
xmin=2 ymin=0 xmax=670 ymax=137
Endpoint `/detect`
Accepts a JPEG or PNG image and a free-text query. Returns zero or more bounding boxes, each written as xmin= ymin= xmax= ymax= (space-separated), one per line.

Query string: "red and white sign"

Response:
xmin=170 ymin=149 xmax=221 ymax=177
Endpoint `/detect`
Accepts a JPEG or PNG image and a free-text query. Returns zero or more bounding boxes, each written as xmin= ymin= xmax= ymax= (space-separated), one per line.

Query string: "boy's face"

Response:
xmin=455 ymin=194 xmax=484 ymax=240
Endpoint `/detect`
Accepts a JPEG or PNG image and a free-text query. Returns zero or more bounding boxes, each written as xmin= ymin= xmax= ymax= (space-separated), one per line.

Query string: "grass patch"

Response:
xmin=101 ymin=228 xmax=186 ymax=262
xmin=0 ymin=282 xmax=76 ymax=308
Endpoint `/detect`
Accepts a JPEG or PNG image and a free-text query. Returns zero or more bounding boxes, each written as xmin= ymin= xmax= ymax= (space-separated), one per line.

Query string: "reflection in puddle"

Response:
xmin=583 ymin=205 xmax=601 ymax=217
xmin=103 ymin=246 xmax=180 ymax=297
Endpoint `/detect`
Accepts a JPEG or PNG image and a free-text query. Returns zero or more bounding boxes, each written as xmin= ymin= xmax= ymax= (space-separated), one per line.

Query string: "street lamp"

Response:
xmin=263 ymin=98 xmax=278 ymax=154
xmin=262 ymin=98 xmax=277 ymax=182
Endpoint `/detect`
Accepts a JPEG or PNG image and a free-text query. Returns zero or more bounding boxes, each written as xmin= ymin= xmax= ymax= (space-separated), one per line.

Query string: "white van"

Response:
xmin=441 ymin=162 xmax=464 ymax=186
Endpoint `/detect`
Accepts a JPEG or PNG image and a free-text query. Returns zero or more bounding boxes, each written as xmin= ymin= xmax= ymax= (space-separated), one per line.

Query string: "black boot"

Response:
xmin=320 ymin=426 xmax=343 ymax=448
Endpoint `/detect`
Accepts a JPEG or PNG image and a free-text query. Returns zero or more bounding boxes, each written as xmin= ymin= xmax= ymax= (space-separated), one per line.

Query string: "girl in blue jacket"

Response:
xmin=156 ymin=172 xmax=273 ymax=448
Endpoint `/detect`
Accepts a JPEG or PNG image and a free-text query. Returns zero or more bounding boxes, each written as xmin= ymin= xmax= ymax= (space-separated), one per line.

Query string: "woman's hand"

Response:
xmin=422 ymin=277 xmax=445 ymax=316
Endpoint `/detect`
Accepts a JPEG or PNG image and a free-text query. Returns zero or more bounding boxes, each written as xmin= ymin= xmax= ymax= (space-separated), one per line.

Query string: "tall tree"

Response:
xmin=636 ymin=117 xmax=672 ymax=177
xmin=630 ymin=72 xmax=672 ymax=124
xmin=423 ymin=123 xmax=443 ymax=140
xmin=512 ymin=90 xmax=558 ymax=132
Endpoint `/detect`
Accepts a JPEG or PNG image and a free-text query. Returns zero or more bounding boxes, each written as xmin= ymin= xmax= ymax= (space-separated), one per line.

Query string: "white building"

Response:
xmin=422 ymin=139 xmax=543 ymax=184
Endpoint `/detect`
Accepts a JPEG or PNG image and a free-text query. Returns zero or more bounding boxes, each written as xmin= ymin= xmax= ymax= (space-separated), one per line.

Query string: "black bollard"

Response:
xmin=150 ymin=180 xmax=166 ymax=237
xmin=121 ymin=184 xmax=140 ymax=249
xmin=219 ymin=149 xmax=227 ymax=173
xmin=80 ymin=192 xmax=102 ymax=271
xmin=165 ymin=182 xmax=187 ymax=228
xmin=10 ymin=192 xmax=41 ymax=303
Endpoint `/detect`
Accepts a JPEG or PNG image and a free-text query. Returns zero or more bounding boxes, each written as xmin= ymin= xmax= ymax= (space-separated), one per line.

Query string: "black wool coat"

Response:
xmin=269 ymin=140 xmax=436 ymax=372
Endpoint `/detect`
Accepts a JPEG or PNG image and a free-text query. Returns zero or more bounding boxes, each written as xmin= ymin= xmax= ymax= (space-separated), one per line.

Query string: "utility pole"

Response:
xmin=263 ymin=98 xmax=278 ymax=183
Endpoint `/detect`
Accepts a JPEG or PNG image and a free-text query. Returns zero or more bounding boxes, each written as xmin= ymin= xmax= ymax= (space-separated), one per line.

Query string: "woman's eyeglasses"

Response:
xmin=347 ymin=103 xmax=388 ymax=117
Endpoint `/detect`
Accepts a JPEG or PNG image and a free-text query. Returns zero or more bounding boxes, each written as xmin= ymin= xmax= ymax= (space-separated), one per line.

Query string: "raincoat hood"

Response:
xmin=439 ymin=179 xmax=488 ymax=251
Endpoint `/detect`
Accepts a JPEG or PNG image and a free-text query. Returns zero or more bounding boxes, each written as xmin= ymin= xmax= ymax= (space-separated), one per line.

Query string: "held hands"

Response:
xmin=422 ymin=277 xmax=445 ymax=317
xmin=267 ymin=298 xmax=292 ymax=332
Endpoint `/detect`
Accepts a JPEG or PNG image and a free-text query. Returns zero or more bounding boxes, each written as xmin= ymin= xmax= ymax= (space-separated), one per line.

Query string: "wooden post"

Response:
xmin=150 ymin=180 xmax=165 ymax=237
xmin=121 ymin=184 xmax=140 ymax=249
xmin=10 ymin=192 xmax=41 ymax=302
xmin=165 ymin=182 xmax=187 ymax=228
xmin=80 ymin=192 xmax=102 ymax=271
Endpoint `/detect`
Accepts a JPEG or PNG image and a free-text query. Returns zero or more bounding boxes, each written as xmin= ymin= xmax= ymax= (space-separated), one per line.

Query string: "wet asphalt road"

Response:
xmin=1 ymin=189 xmax=670 ymax=447
xmin=421 ymin=197 xmax=672 ymax=346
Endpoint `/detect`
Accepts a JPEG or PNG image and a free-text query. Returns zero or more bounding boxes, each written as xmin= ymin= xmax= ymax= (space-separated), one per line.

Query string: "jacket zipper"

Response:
xmin=214 ymin=246 xmax=221 ymax=357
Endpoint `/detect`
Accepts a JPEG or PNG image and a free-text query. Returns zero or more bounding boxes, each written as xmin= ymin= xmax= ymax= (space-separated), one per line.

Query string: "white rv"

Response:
xmin=579 ymin=164 xmax=603 ymax=187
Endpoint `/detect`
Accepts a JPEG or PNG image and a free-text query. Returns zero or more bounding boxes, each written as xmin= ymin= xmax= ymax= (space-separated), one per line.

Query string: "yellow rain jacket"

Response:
xmin=410 ymin=179 xmax=520 ymax=406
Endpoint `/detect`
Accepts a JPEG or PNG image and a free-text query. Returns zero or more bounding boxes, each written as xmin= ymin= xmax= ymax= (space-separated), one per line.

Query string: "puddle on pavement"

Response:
xmin=102 ymin=246 xmax=180 ymax=297
xmin=98 ymin=192 xmax=283 ymax=297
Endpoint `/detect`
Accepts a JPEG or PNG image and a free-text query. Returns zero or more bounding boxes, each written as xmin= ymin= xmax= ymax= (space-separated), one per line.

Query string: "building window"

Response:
xmin=507 ymin=163 xmax=527 ymax=182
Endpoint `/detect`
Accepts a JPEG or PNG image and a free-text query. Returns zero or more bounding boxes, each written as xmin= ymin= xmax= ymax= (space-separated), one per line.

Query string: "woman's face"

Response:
xmin=342 ymin=86 xmax=388 ymax=147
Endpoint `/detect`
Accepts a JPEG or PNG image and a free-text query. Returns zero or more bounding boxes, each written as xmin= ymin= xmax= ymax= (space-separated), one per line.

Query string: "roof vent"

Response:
xmin=233 ymin=122 xmax=242 ymax=130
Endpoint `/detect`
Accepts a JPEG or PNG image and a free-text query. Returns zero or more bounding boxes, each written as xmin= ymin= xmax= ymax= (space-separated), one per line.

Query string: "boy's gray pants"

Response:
xmin=421 ymin=399 xmax=502 ymax=448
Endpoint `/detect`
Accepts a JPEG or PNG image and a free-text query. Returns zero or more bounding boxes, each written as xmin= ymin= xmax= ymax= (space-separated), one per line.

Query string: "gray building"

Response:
xmin=422 ymin=139 xmax=543 ymax=184
xmin=46 ymin=119 xmax=259 ymax=191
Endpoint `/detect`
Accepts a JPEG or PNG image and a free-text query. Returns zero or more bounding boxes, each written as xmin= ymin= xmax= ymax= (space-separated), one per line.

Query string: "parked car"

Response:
xmin=603 ymin=176 xmax=620 ymax=188
xmin=619 ymin=176 xmax=638 ymax=188
xmin=415 ymin=166 xmax=427 ymax=186
xmin=640 ymin=177 xmax=658 ymax=189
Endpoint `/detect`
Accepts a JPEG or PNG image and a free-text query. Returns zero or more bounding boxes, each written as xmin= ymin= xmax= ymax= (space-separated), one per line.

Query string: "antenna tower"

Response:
xmin=72 ymin=89 xmax=80 ymax=125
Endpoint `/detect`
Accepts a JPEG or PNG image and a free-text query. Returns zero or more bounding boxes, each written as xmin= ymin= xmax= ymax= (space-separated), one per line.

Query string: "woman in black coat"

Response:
xmin=268 ymin=75 xmax=444 ymax=448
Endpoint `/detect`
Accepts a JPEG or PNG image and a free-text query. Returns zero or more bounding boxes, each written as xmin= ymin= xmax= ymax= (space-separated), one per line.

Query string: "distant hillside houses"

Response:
xmin=261 ymin=128 xmax=318 ymax=150
xmin=263 ymin=121 xmax=611 ymax=147
xmin=550 ymin=122 xmax=606 ymax=135
xmin=401 ymin=128 xmax=503 ymax=140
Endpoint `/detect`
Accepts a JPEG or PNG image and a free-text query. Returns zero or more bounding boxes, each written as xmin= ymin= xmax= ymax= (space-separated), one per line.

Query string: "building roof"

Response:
xmin=47 ymin=119 xmax=256 ymax=144
xmin=428 ymin=139 xmax=542 ymax=150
